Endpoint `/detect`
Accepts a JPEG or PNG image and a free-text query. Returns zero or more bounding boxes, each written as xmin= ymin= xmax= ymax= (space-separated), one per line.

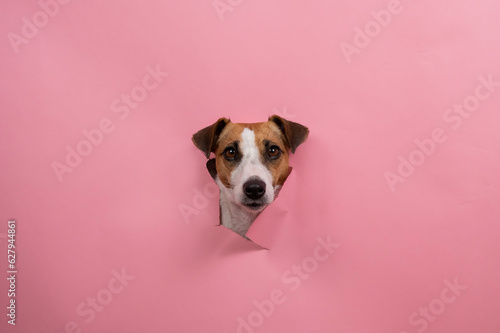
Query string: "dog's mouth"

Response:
xmin=242 ymin=201 xmax=267 ymax=211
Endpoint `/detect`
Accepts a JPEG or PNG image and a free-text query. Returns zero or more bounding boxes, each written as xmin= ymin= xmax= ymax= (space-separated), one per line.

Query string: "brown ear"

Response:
xmin=192 ymin=118 xmax=230 ymax=158
xmin=206 ymin=158 xmax=217 ymax=180
xmin=269 ymin=115 xmax=309 ymax=153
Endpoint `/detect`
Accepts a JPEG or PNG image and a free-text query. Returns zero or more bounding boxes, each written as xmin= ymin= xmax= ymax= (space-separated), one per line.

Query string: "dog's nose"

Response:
xmin=243 ymin=179 xmax=266 ymax=200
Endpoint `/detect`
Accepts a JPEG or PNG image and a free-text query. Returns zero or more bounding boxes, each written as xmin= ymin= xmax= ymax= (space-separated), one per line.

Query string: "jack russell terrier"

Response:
xmin=192 ymin=115 xmax=309 ymax=237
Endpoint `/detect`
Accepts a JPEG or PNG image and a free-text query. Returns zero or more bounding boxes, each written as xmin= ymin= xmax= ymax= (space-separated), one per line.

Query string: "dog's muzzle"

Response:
xmin=242 ymin=178 xmax=267 ymax=210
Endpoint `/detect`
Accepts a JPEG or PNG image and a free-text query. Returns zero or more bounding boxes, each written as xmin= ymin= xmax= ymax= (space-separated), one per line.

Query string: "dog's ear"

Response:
xmin=192 ymin=118 xmax=230 ymax=158
xmin=206 ymin=158 xmax=218 ymax=180
xmin=269 ymin=115 xmax=309 ymax=153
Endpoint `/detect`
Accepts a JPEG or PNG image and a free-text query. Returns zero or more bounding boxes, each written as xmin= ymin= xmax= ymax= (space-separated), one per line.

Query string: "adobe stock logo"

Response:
xmin=51 ymin=64 xmax=168 ymax=182
xmin=339 ymin=0 xmax=403 ymax=64
xmin=400 ymin=278 xmax=467 ymax=333
xmin=272 ymin=106 xmax=297 ymax=120
xmin=50 ymin=267 xmax=135 ymax=333
xmin=385 ymin=74 xmax=499 ymax=192
xmin=213 ymin=0 xmax=244 ymax=21
xmin=178 ymin=181 xmax=220 ymax=224
xmin=7 ymin=0 xmax=72 ymax=54
xmin=226 ymin=235 xmax=340 ymax=333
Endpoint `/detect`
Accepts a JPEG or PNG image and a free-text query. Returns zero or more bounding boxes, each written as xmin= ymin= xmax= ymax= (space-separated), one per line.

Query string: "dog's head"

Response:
xmin=192 ymin=115 xmax=309 ymax=212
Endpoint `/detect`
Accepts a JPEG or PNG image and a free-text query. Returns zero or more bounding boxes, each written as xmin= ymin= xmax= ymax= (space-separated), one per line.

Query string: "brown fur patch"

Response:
xmin=253 ymin=122 xmax=290 ymax=187
xmin=214 ymin=123 xmax=244 ymax=188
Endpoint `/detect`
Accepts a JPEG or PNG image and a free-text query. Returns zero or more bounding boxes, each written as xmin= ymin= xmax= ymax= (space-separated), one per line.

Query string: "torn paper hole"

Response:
xmin=191 ymin=115 xmax=309 ymax=244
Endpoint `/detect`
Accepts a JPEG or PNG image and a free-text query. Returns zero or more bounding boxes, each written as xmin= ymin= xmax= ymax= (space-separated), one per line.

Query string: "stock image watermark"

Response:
xmin=226 ymin=235 xmax=340 ymax=333
xmin=272 ymin=106 xmax=297 ymax=120
xmin=7 ymin=0 xmax=73 ymax=54
xmin=51 ymin=64 xmax=169 ymax=182
xmin=50 ymin=267 xmax=135 ymax=333
xmin=339 ymin=0 xmax=404 ymax=64
xmin=213 ymin=0 xmax=244 ymax=21
xmin=385 ymin=74 xmax=499 ymax=192
xmin=400 ymin=277 xmax=467 ymax=333
xmin=6 ymin=220 xmax=17 ymax=326
xmin=179 ymin=181 xmax=219 ymax=224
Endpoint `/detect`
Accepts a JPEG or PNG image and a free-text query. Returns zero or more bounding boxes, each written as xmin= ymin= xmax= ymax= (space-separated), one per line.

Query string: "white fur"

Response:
xmin=216 ymin=128 xmax=276 ymax=237
xmin=217 ymin=177 xmax=258 ymax=237
xmin=231 ymin=128 xmax=274 ymax=206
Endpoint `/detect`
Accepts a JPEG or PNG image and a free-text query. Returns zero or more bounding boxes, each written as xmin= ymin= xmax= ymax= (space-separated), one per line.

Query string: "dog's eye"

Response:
xmin=268 ymin=146 xmax=281 ymax=158
xmin=224 ymin=147 xmax=237 ymax=160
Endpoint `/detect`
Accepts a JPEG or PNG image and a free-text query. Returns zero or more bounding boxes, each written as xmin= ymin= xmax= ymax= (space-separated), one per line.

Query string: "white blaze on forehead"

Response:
xmin=229 ymin=127 xmax=275 ymax=204
xmin=240 ymin=128 xmax=259 ymax=165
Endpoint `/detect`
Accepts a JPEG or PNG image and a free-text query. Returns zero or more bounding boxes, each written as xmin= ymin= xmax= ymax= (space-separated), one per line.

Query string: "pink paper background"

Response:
xmin=1 ymin=0 xmax=500 ymax=332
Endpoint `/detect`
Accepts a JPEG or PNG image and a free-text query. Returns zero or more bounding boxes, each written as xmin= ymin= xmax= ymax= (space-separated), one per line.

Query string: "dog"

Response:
xmin=192 ymin=115 xmax=309 ymax=237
